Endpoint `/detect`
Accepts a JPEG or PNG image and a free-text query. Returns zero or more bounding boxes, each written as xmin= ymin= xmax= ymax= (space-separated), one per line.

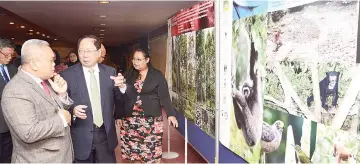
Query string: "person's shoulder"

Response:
xmin=7 ymin=63 xmax=17 ymax=70
xmin=150 ymin=67 xmax=165 ymax=79
xmin=3 ymin=73 xmax=29 ymax=96
xmin=150 ymin=67 xmax=161 ymax=75
xmin=99 ymin=63 xmax=116 ymax=73
xmin=60 ymin=63 xmax=79 ymax=76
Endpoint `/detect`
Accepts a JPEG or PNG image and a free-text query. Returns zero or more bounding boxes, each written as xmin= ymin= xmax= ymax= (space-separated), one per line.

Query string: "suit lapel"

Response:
xmin=75 ymin=64 xmax=91 ymax=107
xmin=98 ymin=64 xmax=107 ymax=113
xmin=7 ymin=65 xmax=17 ymax=78
xmin=0 ymin=76 xmax=5 ymax=86
xmin=0 ymin=64 xmax=16 ymax=84
xmin=18 ymin=71 xmax=58 ymax=109
xmin=141 ymin=68 xmax=153 ymax=93
xmin=48 ymin=82 xmax=63 ymax=111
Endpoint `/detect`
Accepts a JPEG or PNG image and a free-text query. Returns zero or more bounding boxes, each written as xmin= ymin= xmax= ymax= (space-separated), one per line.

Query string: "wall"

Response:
xmin=52 ymin=46 xmax=75 ymax=63
xmin=149 ymin=34 xmax=168 ymax=77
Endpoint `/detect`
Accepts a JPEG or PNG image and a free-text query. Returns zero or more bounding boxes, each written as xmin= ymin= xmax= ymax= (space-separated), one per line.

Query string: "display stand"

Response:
xmin=185 ymin=118 xmax=188 ymax=164
xmin=162 ymin=124 xmax=179 ymax=159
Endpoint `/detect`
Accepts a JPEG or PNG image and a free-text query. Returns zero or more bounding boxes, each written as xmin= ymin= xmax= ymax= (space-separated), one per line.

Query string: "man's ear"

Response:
xmin=30 ymin=60 xmax=38 ymax=71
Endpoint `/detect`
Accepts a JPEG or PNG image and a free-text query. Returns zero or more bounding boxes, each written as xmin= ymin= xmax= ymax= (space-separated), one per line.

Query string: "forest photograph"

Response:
xmin=171 ymin=36 xmax=179 ymax=94
xmin=170 ymin=27 xmax=216 ymax=137
xmin=197 ymin=27 xmax=216 ymax=137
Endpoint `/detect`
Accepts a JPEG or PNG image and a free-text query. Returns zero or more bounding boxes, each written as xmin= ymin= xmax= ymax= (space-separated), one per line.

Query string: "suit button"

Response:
xmin=90 ymin=130 xmax=93 ymax=133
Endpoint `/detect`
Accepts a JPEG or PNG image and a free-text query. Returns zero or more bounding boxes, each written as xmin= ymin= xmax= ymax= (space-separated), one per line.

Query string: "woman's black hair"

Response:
xmin=125 ymin=48 xmax=152 ymax=83
xmin=52 ymin=49 xmax=61 ymax=66
xmin=67 ymin=50 xmax=79 ymax=67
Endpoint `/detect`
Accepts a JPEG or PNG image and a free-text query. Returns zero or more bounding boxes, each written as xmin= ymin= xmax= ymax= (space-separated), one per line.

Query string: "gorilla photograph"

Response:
xmin=264 ymin=61 xmax=360 ymax=134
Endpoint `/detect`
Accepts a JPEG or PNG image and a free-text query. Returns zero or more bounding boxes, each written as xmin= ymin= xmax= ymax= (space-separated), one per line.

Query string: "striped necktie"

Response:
xmin=0 ymin=65 xmax=10 ymax=83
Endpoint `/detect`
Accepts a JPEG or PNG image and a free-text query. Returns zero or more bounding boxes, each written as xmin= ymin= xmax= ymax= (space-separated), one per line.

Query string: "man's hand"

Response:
xmin=110 ymin=73 xmax=126 ymax=88
xmin=116 ymin=119 xmax=122 ymax=127
xmin=48 ymin=73 xmax=68 ymax=97
xmin=73 ymin=105 xmax=88 ymax=120
xmin=60 ymin=109 xmax=71 ymax=126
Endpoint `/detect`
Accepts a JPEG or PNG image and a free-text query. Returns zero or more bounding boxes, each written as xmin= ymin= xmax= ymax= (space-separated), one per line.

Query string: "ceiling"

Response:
xmin=0 ymin=1 xmax=198 ymax=47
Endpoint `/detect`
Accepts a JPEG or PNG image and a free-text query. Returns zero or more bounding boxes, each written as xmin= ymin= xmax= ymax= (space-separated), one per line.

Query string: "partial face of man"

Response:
xmin=32 ymin=46 xmax=55 ymax=80
xmin=98 ymin=44 xmax=106 ymax=63
xmin=0 ymin=47 xmax=14 ymax=64
xmin=78 ymin=38 xmax=100 ymax=68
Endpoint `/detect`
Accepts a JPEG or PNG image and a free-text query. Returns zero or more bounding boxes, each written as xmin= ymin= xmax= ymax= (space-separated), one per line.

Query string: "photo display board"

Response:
xmin=168 ymin=0 xmax=360 ymax=163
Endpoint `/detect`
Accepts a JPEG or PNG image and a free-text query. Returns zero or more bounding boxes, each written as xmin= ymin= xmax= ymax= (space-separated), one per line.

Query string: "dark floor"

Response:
xmin=115 ymin=111 xmax=207 ymax=163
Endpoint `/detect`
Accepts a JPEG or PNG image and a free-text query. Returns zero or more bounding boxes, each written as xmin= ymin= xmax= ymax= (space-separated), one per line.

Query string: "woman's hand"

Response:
xmin=116 ymin=119 xmax=122 ymax=127
xmin=168 ymin=116 xmax=178 ymax=128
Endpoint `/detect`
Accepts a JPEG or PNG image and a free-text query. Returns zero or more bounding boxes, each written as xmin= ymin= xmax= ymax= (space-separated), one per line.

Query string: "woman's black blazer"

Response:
xmin=115 ymin=67 xmax=176 ymax=118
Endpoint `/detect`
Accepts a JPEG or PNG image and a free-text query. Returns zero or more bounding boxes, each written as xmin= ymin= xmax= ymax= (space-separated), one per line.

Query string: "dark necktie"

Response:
xmin=41 ymin=81 xmax=51 ymax=96
xmin=0 ymin=65 xmax=10 ymax=83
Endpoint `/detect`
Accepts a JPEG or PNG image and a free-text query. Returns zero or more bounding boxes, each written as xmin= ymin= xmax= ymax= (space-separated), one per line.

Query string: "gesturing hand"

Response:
xmin=48 ymin=73 xmax=68 ymax=97
xmin=110 ymin=73 xmax=126 ymax=88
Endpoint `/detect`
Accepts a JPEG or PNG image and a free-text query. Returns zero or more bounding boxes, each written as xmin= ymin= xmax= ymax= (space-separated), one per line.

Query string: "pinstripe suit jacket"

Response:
xmin=1 ymin=70 xmax=74 ymax=163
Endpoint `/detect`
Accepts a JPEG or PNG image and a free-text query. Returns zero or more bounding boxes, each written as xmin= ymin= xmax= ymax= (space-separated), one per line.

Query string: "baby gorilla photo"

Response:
xmin=232 ymin=42 xmax=263 ymax=147
xmin=307 ymin=71 xmax=340 ymax=111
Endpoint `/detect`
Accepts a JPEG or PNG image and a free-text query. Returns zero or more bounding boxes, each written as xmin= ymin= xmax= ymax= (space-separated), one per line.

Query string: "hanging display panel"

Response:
xmin=169 ymin=0 xmax=216 ymax=137
xmin=266 ymin=0 xmax=359 ymax=63
xmin=218 ymin=0 xmax=268 ymax=162
xmin=263 ymin=0 xmax=360 ymax=163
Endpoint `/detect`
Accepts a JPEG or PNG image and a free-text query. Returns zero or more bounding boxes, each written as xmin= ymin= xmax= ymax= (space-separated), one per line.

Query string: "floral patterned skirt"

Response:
xmin=120 ymin=116 xmax=163 ymax=163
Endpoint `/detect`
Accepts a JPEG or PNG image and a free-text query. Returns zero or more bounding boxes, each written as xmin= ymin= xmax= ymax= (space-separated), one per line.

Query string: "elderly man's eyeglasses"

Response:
xmin=78 ymin=49 xmax=98 ymax=54
xmin=0 ymin=51 xmax=14 ymax=58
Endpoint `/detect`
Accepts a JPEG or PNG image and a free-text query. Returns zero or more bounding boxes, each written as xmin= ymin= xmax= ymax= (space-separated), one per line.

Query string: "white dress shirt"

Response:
xmin=21 ymin=69 xmax=69 ymax=127
xmin=120 ymin=85 xmax=127 ymax=93
xmin=82 ymin=64 xmax=126 ymax=109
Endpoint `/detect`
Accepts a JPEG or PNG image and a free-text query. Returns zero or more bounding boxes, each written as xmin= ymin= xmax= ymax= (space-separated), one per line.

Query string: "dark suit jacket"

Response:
xmin=115 ymin=67 xmax=175 ymax=118
xmin=0 ymin=64 xmax=17 ymax=133
xmin=61 ymin=63 xmax=122 ymax=160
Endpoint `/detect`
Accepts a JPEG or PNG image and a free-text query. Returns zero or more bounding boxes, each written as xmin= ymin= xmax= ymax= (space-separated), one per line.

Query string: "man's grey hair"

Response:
xmin=0 ymin=37 xmax=16 ymax=50
xmin=21 ymin=39 xmax=49 ymax=64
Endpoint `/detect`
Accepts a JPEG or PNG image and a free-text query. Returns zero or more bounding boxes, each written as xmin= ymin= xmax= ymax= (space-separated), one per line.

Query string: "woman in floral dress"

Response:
xmin=117 ymin=49 xmax=178 ymax=163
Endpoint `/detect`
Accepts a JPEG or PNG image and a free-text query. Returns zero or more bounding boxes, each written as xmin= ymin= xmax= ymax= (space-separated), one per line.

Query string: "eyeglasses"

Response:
xmin=132 ymin=58 xmax=145 ymax=62
xmin=0 ymin=51 xmax=14 ymax=58
xmin=78 ymin=49 xmax=98 ymax=54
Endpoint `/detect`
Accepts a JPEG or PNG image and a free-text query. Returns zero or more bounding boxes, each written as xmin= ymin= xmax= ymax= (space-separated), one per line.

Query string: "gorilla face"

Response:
xmin=242 ymin=80 xmax=254 ymax=99
xmin=328 ymin=75 xmax=337 ymax=90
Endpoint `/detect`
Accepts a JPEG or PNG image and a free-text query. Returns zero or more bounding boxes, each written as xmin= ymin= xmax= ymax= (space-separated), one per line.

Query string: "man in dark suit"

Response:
xmin=0 ymin=37 xmax=17 ymax=163
xmin=61 ymin=35 xmax=125 ymax=163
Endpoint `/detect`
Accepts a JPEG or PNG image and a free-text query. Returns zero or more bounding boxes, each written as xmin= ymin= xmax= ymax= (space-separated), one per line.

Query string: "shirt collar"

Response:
xmin=21 ymin=69 xmax=43 ymax=84
xmin=82 ymin=64 xmax=100 ymax=73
